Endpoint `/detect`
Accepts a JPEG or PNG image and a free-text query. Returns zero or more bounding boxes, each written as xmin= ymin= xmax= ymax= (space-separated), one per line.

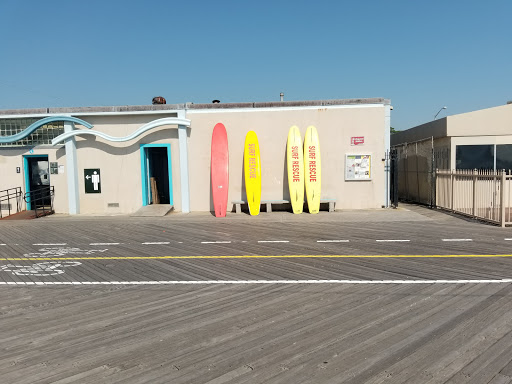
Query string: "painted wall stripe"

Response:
xmin=2 ymin=279 xmax=512 ymax=286
xmin=2 ymin=254 xmax=512 ymax=261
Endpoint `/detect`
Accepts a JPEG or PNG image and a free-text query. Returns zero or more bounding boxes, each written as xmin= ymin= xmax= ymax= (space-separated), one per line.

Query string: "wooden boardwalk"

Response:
xmin=1 ymin=205 xmax=512 ymax=383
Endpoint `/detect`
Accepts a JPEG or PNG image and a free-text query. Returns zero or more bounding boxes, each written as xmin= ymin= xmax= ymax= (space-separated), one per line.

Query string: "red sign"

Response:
xmin=351 ymin=136 xmax=364 ymax=145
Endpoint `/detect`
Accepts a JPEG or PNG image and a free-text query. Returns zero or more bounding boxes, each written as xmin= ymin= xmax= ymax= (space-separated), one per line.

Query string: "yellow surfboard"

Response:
xmin=244 ymin=131 xmax=261 ymax=215
xmin=304 ymin=125 xmax=321 ymax=214
xmin=287 ymin=126 xmax=304 ymax=214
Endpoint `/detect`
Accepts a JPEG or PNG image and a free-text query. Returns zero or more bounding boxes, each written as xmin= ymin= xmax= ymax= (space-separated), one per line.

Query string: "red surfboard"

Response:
xmin=211 ymin=123 xmax=229 ymax=217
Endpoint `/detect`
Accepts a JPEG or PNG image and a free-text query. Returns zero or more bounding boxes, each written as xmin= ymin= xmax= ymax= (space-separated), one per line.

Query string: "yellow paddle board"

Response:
xmin=304 ymin=125 xmax=321 ymax=214
xmin=287 ymin=126 xmax=304 ymax=214
xmin=244 ymin=131 xmax=261 ymax=215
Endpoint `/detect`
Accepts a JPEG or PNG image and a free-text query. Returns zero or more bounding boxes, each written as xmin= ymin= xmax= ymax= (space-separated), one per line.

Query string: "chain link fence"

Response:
xmin=392 ymin=137 xmax=450 ymax=206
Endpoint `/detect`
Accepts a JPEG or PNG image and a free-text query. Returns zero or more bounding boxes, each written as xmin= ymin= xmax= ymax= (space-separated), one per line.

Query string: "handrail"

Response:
xmin=24 ymin=186 xmax=55 ymax=218
xmin=0 ymin=187 xmax=23 ymax=218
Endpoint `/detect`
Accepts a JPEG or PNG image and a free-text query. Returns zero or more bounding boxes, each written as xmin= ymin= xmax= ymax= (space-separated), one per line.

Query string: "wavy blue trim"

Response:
xmin=0 ymin=116 xmax=93 ymax=144
xmin=51 ymin=117 xmax=191 ymax=145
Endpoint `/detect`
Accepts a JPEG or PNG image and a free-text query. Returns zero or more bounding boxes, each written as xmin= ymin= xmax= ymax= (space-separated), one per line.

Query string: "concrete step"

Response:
xmin=131 ymin=204 xmax=174 ymax=217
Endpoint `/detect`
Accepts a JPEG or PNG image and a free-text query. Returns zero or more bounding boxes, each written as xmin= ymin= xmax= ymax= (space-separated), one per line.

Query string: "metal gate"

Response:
xmin=392 ymin=137 xmax=450 ymax=207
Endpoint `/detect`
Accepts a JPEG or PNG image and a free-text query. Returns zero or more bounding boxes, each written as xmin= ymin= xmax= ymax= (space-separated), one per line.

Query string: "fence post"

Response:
xmin=501 ymin=170 xmax=506 ymax=227
xmin=472 ymin=169 xmax=477 ymax=217
xmin=450 ymin=170 xmax=454 ymax=211
xmin=435 ymin=168 xmax=438 ymax=207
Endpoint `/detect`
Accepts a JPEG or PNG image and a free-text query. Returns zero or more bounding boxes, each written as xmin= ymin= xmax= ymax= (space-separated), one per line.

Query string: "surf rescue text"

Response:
xmin=248 ymin=144 xmax=258 ymax=179
xmin=308 ymin=145 xmax=317 ymax=182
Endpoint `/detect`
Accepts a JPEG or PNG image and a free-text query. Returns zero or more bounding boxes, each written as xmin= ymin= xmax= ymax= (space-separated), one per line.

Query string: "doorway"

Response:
xmin=140 ymin=144 xmax=173 ymax=206
xmin=23 ymin=155 xmax=50 ymax=210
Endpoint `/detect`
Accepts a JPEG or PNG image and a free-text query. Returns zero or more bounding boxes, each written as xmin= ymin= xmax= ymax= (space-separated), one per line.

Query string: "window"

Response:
xmin=496 ymin=144 xmax=512 ymax=172
xmin=0 ymin=118 xmax=64 ymax=147
xmin=455 ymin=145 xmax=494 ymax=170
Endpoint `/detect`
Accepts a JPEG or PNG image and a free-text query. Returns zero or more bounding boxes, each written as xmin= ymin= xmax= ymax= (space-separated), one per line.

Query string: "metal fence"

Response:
xmin=436 ymin=169 xmax=512 ymax=227
xmin=393 ymin=137 xmax=450 ymax=207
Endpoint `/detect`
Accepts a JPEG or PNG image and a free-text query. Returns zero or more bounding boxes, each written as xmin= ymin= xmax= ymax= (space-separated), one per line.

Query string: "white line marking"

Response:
xmin=376 ymin=240 xmax=411 ymax=242
xmin=0 ymin=244 xmax=6 ymax=246
xmin=317 ymin=240 xmax=350 ymax=243
xmin=142 ymin=242 xmax=170 ymax=245
xmin=33 ymin=243 xmax=67 ymax=246
xmin=442 ymin=239 xmax=473 ymax=242
xmin=2 ymin=279 xmax=512 ymax=285
xmin=90 ymin=243 xmax=120 ymax=245
xmin=505 ymin=239 xmax=512 ymax=241
xmin=201 ymin=241 xmax=232 ymax=244
xmin=258 ymin=241 xmax=290 ymax=243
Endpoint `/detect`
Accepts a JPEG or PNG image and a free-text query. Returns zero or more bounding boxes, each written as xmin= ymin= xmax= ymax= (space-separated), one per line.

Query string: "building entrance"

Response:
xmin=140 ymin=144 xmax=173 ymax=206
xmin=24 ymin=155 xmax=51 ymax=209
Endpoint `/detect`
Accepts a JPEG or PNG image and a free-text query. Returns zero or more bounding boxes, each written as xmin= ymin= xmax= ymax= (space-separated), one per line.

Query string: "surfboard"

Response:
xmin=211 ymin=123 xmax=229 ymax=217
xmin=244 ymin=131 xmax=261 ymax=216
xmin=287 ymin=126 xmax=304 ymax=214
xmin=304 ymin=125 xmax=321 ymax=214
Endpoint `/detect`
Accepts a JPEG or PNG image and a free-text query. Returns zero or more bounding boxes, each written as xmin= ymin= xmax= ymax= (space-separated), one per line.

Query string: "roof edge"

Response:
xmin=186 ymin=98 xmax=390 ymax=110
xmin=0 ymin=98 xmax=390 ymax=117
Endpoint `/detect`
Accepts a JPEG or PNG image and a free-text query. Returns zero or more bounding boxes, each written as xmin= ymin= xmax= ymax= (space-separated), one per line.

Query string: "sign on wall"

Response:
xmin=50 ymin=162 xmax=58 ymax=174
xmin=345 ymin=154 xmax=371 ymax=180
xmin=84 ymin=169 xmax=101 ymax=193
xmin=351 ymin=136 xmax=365 ymax=146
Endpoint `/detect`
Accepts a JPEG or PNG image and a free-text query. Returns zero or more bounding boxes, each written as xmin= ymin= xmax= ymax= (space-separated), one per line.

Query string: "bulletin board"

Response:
xmin=345 ymin=154 xmax=371 ymax=181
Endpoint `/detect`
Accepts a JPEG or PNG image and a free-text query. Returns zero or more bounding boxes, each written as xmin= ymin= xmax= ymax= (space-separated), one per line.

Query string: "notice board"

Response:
xmin=345 ymin=154 xmax=371 ymax=181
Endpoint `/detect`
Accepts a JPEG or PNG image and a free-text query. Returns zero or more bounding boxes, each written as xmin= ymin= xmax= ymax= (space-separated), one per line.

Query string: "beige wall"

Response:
xmin=72 ymin=114 xmax=180 ymax=214
xmin=1 ymin=104 xmax=389 ymax=214
xmin=447 ymin=103 xmax=512 ymax=137
xmin=1 ymin=113 xmax=181 ymax=215
xmin=187 ymin=105 xmax=388 ymax=211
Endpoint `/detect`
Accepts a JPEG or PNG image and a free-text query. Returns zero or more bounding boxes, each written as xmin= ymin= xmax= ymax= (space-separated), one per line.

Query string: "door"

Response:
xmin=140 ymin=144 xmax=173 ymax=206
xmin=24 ymin=155 xmax=50 ymax=210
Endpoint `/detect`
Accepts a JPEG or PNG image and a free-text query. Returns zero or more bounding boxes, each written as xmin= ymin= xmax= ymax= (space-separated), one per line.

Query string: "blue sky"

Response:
xmin=0 ymin=0 xmax=510 ymax=130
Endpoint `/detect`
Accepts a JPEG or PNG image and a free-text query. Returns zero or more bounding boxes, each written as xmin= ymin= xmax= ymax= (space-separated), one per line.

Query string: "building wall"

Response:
xmin=72 ymin=114 xmax=180 ymax=214
xmin=391 ymin=118 xmax=447 ymax=146
xmin=1 ymin=101 xmax=390 ymax=214
xmin=0 ymin=146 xmax=69 ymax=213
xmin=447 ymin=103 xmax=512 ymax=137
xmin=187 ymin=105 xmax=388 ymax=211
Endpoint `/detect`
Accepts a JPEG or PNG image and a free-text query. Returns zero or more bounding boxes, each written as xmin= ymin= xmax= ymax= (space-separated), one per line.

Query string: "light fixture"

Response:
xmin=434 ymin=106 xmax=447 ymax=120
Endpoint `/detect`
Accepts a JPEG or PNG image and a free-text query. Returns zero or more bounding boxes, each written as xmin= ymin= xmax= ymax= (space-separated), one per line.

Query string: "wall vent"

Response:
xmin=1 ymin=203 xmax=12 ymax=210
xmin=107 ymin=203 xmax=120 ymax=208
